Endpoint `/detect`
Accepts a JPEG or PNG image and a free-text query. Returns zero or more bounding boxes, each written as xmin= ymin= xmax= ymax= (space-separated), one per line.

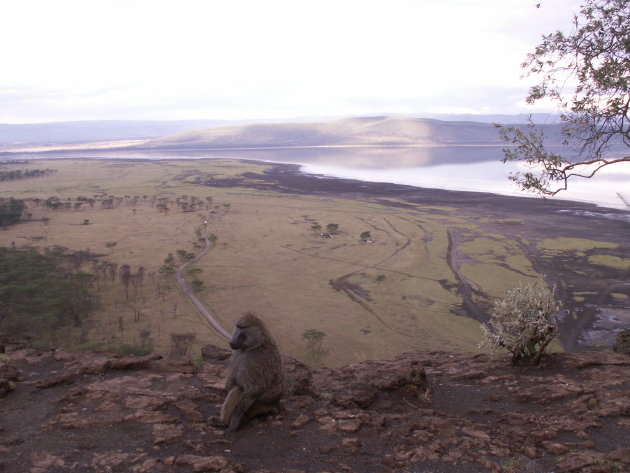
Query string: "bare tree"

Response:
xmin=119 ymin=264 xmax=131 ymax=300
xmin=170 ymin=333 xmax=196 ymax=357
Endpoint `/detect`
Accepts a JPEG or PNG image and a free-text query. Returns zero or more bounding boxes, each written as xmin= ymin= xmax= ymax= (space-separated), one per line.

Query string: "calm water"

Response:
xmin=17 ymin=145 xmax=630 ymax=209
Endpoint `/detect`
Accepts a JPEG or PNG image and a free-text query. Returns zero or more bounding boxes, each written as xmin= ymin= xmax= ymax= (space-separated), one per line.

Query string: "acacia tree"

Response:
xmin=302 ymin=329 xmax=326 ymax=359
xmin=326 ymin=223 xmax=339 ymax=235
xmin=498 ymin=0 xmax=629 ymax=196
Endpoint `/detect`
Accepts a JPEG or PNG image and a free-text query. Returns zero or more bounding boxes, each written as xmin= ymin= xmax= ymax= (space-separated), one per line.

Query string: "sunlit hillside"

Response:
xmin=141 ymin=116 xmax=524 ymax=149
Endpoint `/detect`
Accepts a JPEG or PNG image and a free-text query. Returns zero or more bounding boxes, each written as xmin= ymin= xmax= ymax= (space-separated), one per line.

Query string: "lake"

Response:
xmin=17 ymin=145 xmax=630 ymax=210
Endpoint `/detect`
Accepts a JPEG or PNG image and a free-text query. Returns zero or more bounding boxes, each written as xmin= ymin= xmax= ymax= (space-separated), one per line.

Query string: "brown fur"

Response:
xmin=209 ymin=313 xmax=285 ymax=431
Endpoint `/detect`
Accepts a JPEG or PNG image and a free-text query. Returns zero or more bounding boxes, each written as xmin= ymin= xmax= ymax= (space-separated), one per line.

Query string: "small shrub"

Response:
xmin=191 ymin=279 xmax=204 ymax=292
xmin=481 ymin=277 xmax=559 ymax=365
xmin=612 ymin=327 xmax=630 ymax=355
xmin=116 ymin=344 xmax=152 ymax=356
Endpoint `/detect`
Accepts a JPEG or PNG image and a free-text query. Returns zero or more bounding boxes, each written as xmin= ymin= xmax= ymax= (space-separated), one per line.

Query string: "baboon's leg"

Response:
xmin=227 ymin=392 xmax=257 ymax=432
xmin=246 ymin=399 xmax=281 ymax=419
xmin=209 ymin=386 xmax=243 ymax=427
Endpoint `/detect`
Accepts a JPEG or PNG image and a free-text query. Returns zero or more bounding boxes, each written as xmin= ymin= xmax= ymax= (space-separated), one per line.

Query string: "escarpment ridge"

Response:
xmin=1 ymin=340 xmax=628 ymax=473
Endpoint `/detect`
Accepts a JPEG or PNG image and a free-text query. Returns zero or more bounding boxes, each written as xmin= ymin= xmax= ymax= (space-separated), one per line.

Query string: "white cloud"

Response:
xmin=1 ymin=0 xmax=585 ymax=122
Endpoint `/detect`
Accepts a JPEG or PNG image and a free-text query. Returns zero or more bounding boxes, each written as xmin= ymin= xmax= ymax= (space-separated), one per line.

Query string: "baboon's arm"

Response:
xmin=225 ymin=373 xmax=236 ymax=391
xmin=209 ymin=386 xmax=242 ymax=428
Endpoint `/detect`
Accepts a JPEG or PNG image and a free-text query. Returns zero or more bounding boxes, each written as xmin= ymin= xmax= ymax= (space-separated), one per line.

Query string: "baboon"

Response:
xmin=210 ymin=313 xmax=284 ymax=431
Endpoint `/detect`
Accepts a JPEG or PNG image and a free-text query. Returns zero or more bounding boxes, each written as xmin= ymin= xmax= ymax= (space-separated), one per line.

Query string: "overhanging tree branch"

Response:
xmin=498 ymin=0 xmax=630 ymax=196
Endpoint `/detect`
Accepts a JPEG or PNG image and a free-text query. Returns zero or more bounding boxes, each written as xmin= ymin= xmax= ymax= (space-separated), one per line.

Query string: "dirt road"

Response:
xmin=175 ymin=234 xmax=231 ymax=341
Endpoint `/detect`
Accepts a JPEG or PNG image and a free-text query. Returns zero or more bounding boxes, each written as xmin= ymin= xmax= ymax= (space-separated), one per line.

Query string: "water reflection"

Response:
xmin=122 ymin=145 xmax=508 ymax=168
xmin=15 ymin=145 xmax=630 ymax=209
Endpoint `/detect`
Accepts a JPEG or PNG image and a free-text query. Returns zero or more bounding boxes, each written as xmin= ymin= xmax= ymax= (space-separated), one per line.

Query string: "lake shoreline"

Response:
xmin=7 ymin=145 xmax=629 ymax=209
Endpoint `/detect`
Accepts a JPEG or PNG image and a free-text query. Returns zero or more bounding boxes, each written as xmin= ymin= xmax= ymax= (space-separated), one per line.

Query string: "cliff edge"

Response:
xmin=1 ymin=341 xmax=629 ymax=473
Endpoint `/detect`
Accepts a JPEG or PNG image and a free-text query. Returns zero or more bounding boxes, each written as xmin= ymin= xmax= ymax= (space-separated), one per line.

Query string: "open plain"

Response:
xmin=0 ymin=157 xmax=628 ymax=366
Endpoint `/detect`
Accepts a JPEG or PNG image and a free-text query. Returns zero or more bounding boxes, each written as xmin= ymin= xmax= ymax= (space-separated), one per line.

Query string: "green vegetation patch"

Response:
xmin=0 ymin=246 xmax=95 ymax=339
xmin=537 ymin=237 xmax=617 ymax=253
xmin=587 ymin=255 xmax=629 ymax=270
xmin=0 ymin=198 xmax=25 ymax=228
xmin=460 ymin=263 xmax=539 ymax=300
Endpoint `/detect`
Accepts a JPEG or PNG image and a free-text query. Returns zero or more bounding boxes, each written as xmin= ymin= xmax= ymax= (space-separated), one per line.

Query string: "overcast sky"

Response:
xmin=1 ymin=0 xmax=584 ymax=123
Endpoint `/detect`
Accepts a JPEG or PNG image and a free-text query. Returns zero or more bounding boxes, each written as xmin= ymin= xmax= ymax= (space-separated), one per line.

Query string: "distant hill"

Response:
xmin=142 ymin=116 xmax=550 ymax=150
xmin=0 ymin=120 xmax=242 ymax=146
xmin=416 ymin=112 xmax=559 ymax=125
xmin=0 ymin=115 xmax=565 ymax=150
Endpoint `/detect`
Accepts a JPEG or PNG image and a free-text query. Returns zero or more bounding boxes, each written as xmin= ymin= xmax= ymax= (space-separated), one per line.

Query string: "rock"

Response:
xmin=313 ymin=357 xmax=428 ymax=409
xmin=607 ymin=447 xmax=630 ymax=464
xmin=66 ymin=352 xmax=162 ymax=375
xmin=382 ymin=454 xmax=397 ymax=468
xmin=342 ymin=437 xmax=360 ymax=450
xmin=90 ymin=452 xmax=129 ymax=470
xmin=53 ymin=349 xmax=76 ymax=361
xmin=174 ymin=454 xmax=230 ymax=472
xmin=198 ymin=363 xmax=228 ymax=390
xmin=284 ymin=358 xmax=315 ymax=396
xmin=612 ymin=327 xmax=630 ymax=355
xmin=542 ymin=441 xmax=569 ymax=455
xmin=337 ymin=418 xmax=362 ymax=433
xmin=124 ymin=410 xmax=179 ymax=424
xmin=530 ymin=429 xmax=558 ymax=442
xmin=555 ymin=451 xmax=606 ymax=472
xmin=67 ymin=355 xmax=111 ymax=375
xmin=153 ymin=424 xmax=183 ymax=444
xmin=0 ymin=378 xmax=15 ymax=397
xmin=291 ymin=414 xmax=311 ymax=429
xmin=318 ymin=446 xmax=336 ymax=454
xmin=148 ymin=357 xmax=195 ymax=373
xmin=44 ymin=412 xmax=94 ymax=429
xmin=461 ymin=426 xmax=491 ymax=442
xmin=523 ymin=446 xmax=538 ymax=459
xmin=131 ymin=458 xmax=162 ymax=473
xmin=201 ymin=344 xmax=231 ymax=362
xmin=123 ymin=395 xmax=169 ymax=410
xmin=30 ymin=452 xmax=66 ymax=473
xmin=175 ymin=400 xmax=204 ymax=423
xmin=452 ymin=370 xmax=486 ymax=380
xmin=109 ymin=353 xmax=162 ymax=370
xmin=35 ymin=372 xmax=79 ymax=389
xmin=0 ymin=359 xmax=19 ymax=380
xmin=317 ymin=416 xmax=337 ymax=432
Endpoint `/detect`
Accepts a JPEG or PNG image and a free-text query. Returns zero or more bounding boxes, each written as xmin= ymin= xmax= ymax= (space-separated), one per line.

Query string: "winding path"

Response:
xmin=175 ymin=234 xmax=231 ymax=341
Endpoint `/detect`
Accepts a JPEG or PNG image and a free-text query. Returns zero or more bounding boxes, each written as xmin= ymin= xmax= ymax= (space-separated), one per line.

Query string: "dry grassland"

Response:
xmin=1 ymin=158 xmax=554 ymax=366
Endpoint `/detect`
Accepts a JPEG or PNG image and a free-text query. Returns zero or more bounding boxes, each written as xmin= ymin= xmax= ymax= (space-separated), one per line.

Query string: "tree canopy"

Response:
xmin=0 ymin=246 xmax=95 ymax=339
xmin=0 ymin=198 xmax=25 ymax=228
xmin=498 ymin=0 xmax=629 ymax=196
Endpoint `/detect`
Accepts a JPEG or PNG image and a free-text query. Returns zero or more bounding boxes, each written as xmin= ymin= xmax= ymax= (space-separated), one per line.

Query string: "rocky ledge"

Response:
xmin=0 ymin=343 xmax=628 ymax=473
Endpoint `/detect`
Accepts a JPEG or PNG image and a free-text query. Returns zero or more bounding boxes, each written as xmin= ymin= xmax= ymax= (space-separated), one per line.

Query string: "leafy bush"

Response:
xmin=481 ymin=277 xmax=559 ymax=365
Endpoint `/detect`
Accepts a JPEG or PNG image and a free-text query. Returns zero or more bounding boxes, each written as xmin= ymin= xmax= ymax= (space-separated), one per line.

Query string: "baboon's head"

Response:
xmin=229 ymin=313 xmax=266 ymax=351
